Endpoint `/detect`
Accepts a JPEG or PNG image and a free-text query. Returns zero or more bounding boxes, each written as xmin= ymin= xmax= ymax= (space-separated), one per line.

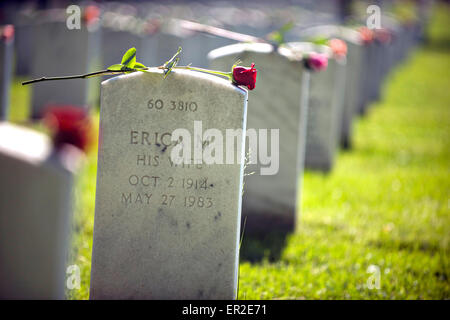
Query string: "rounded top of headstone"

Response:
xmin=298 ymin=25 xmax=362 ymax=45
xmin=208 ymin=42 xmax=273 ymax=61
xmin=165 ymin=19 xmax=198 ymax=38
xmin=208 ymin=42 xmax=305 ymax=63
xmin=0 ymin=122 xmax=51 ymax=165
xmin=0 ymin=122 xmax=83 ymax=173
xmin=283 ymin=42 xmax=333 ymax=59
xmin=101 ymin=11 xmax=146 ymax=35
xmin=101 ymin=68 xmax=248 ymax=98
xmin=379 ymin=14 xmax=403 ymax=33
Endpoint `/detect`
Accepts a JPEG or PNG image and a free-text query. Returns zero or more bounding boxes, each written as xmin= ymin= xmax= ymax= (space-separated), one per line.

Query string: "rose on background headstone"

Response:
xmin=83 ymin=5 xmax=100 ymax=27
xmin=304 ymin=53 xmax=328 ymax=71
xmin=328 ymin=38 xmax=348 ymax=59
xmin=1 ymin=25 xmax=14 ymax=43
xmin=358 ymin=26 xmax=374 ymax=45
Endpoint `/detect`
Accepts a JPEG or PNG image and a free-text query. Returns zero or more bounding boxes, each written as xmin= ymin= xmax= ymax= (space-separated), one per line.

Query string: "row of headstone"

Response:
xmin=206 ymin=8 xmax=428 ymax=235
xmin=7 ymin=2 xmax=425 ymax=121
xmin=89 ymin=16 xmax=417 ymax=296
xmin=0 ymin=0 xmax=431 ymax=300
xmin=2 ymin=1 xmax=351 ymax=120
xmin=296 ymin=25 xmax=366 ymax=149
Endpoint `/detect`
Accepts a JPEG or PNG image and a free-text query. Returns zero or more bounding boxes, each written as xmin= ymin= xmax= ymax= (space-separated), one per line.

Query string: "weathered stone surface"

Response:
xmin=90 ymin=69 xmax=247 ymax=299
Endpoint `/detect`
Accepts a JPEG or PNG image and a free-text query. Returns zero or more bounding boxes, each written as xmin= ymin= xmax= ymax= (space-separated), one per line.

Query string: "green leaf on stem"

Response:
xmin=310 ymin=36 xmax=329 ymax=46
xmin=134 ymin=62 xmax=147 ymax=69
xmin=107 ymin=64 xmax=124 ymax=71
xmin=266 ymin=21 xmax=294 ymax=45
xmin=121 ymin=47 xmax=137 ymax=68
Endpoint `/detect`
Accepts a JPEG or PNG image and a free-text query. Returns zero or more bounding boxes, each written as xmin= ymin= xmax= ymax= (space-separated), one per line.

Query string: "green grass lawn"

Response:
xmin=9 ymin=4 xmax=449 ymax=300
xmin=238 ymin=7 xmax=450 ymax=299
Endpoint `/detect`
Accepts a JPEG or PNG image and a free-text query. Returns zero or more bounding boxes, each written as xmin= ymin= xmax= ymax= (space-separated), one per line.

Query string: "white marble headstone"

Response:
xmin=298 ymin=25 xmax=365 ymax=148
xmin=209 ymin=42 xmax=309 ymax=233
xmin=90 ymin=69 xmax=248 ymax=299
xmin=285 ymin=42 xmax=345 ymax=171
xmin=0 ymin=122 xmax=77 ymax=299
xmin=30 ymin=20 xmax=101 ymax=118
xmin=13 ymin=18 xmax=34 ymax=76
xmin=0 ymin=27 xmax=13 ymax=120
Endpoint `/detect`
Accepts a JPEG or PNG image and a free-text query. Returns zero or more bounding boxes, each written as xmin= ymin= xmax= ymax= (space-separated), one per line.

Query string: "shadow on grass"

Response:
xmin=368 ymin=238 xmax=444 ymax=255
xmin=239 ymin=231 xmax=290 ymax=263
xmin=424 ymin=38 xmax=450 ymax=53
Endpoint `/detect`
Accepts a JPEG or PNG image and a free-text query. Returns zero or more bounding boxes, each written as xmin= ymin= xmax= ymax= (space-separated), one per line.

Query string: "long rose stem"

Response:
xmin=158 ymin=65 xmax=232 ymax=79
xmin=22 ymin=70 xmax=124 ymax=85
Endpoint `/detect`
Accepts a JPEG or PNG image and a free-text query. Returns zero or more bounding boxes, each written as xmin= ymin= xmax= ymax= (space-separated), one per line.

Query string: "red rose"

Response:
xmin=1 ymin=25 xmax=14 ymax=43
xmin=83 ymin=5 xmax=100 ymax=26
xmin=232 ymin=63 xmax=257 ymax=90
xmin=328 ymin=38 xmax=347 ymax=59
xmin=359 ymin=27 xmax=374 ymax=45
xmin=305 ymin=53 xmax=328 ymax=72
xmin=43 ymin=106 xmax=92 ymax=152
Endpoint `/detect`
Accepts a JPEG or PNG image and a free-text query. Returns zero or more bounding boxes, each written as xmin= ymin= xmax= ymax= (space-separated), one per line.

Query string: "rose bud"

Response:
xmin=328 ymin=38 xmax=347 ymax=59
xmin=43 ymin=105 xmax=92 ymax=153
xmin=1 ymin=25 xmax=14 ymax=43
xmin=83 ymin=5 xmax=100 ymax=27
xmin=232 ymin=63 xmax=257 ymax=90
xmin=359 ymin=27 xmax=374 ymax=45
xmin=304 ymin=53 xmax=328 ymax=72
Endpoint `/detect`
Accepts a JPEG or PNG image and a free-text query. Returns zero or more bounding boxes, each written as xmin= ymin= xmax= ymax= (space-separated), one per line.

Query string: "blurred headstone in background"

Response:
xmin=286 ymin=42 xmax=345 ymax=172
xmin=30 ymin=7 xmax=101 ymax=119
xmin=368 ymin=33 xmax=384 ymax=103
xmin=155 ymin=18 xmax=200 ymax=67
xmin=298 ymin=25 xmax=365 ymax=149
xmin=209 ymin=43 xmax=309 ymax=234
xmin=0 ymin=122 xmax=81 ymax=299
xmin=0 ymin=25 xmax=13 ymax=120
xmin=377 ymin=15 xmax=402 ymax=77
xmin=12 ymin=7 xmax=36 ymax=77
xmin=350 ymin=26 xmax=375 ymax=115
xmin=100 ymin=10 xmax=159 ymax=71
